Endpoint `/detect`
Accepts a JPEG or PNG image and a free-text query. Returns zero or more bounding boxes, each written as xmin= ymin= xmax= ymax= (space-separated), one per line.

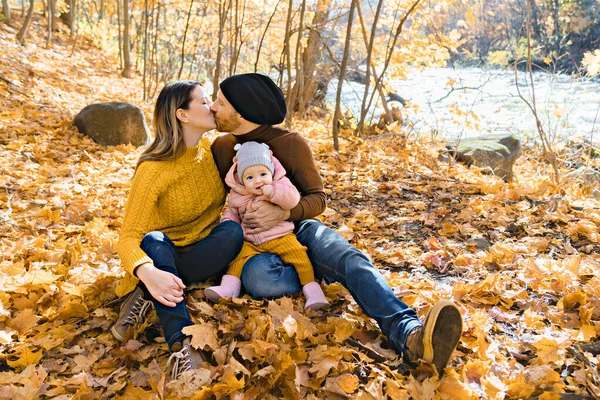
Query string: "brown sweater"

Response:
xmin=211 ymin=125 xmax=326 ymax=221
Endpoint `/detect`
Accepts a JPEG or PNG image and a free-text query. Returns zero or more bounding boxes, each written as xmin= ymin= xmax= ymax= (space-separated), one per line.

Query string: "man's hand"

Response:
xmin=136 ymin=263 xmax=186 ymax=307
xmin=243 ymin=200 xmax=290 ymax=234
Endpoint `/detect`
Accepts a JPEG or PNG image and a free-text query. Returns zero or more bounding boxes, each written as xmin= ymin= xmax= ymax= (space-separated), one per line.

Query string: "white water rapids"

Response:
xmin=325 ymin=67 xmax=600 ymax=143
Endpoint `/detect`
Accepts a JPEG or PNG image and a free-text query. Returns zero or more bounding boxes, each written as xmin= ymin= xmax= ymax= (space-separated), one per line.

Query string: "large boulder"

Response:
xmin=73 ymin=102 xmax=151 ymax=147
xmin=449 ymin=134 xmax=521 ymax=181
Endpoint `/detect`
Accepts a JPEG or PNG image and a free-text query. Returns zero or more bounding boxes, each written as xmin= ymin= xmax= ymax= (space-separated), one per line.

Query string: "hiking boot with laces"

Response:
xmin=405 ymin=300 xmax=462 ymax=376
xmin=111 ymin=286 xmax=154 ymax=342
xmin=167 ymin=337 xmax=207 ymax=380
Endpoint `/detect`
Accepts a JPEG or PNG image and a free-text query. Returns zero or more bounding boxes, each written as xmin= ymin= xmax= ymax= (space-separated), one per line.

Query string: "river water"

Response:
xmin=325 ymin=67 xmax=600 ymax=143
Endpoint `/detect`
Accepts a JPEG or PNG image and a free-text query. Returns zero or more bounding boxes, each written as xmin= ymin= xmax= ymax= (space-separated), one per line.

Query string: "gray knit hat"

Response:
xmin=234 ymin=141 xmax=274 ymax=182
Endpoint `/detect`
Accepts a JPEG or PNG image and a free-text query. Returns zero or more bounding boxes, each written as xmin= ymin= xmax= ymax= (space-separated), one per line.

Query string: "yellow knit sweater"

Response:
xmin=116 ymin=136 xmax=226 ymax=297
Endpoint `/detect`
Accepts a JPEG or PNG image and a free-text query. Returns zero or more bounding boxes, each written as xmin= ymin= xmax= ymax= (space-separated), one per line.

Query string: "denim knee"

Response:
xmin=140 ymin=231 xmax=175 ymax=263
xmin=217 ymin=221 xmax=244 ymax=249
xmin=241 ymin=254 xmax=301 ymax=299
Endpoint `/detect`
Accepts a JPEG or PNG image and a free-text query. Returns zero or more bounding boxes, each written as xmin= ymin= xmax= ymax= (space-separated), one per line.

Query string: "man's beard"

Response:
xmin=214 ymin=112 xmax=241 ymax=132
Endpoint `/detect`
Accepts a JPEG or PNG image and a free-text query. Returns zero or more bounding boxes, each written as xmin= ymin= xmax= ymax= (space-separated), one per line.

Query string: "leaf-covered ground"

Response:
xmin=1 ymin=17 xmax=600 ymax=400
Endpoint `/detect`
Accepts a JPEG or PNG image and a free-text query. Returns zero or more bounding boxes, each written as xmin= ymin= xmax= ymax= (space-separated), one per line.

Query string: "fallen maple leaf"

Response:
xmin=7 ymin=347 xmax=44 ymax=369
xmin=182 ymin=324 xmax=220 ymax=351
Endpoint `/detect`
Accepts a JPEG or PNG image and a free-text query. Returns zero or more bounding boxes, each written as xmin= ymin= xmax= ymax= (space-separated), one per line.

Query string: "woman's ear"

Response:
xmin=233 ymin=156 xmax=238 ymax=163
xmin=176 ymin=109 xmax=188 ymax=123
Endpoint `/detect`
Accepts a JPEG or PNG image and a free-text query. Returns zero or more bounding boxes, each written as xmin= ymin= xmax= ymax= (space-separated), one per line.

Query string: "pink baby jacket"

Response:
xmin=222 ymin=155 xmax=301 ymax=245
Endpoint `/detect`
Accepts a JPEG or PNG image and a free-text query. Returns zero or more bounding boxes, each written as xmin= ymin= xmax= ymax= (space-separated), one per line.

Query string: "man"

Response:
xmin=210 ymin=73 xmax=462 ymax=375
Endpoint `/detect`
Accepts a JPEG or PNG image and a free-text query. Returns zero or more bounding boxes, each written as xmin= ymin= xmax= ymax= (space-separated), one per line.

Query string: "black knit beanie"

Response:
xmin=219 ymin=73 xmax=287 ymax=125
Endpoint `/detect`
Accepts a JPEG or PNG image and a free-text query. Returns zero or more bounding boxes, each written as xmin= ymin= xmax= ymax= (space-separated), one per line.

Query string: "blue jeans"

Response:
xmin=139 ymin=221 xmax=244 ymax=349
xmin=241 ymin=219 xmax=422 ymax=355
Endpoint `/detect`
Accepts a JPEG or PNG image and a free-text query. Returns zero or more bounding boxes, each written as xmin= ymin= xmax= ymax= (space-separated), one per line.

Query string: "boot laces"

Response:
xmin=167 ymin=344 xmax=194 ymax=380
xmin=122 ymin=295 xmax=153 ymax=326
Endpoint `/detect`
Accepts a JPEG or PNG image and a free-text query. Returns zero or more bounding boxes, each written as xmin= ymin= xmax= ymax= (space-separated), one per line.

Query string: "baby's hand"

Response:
xmin=261 ymin=184 xmax=274 ymax=197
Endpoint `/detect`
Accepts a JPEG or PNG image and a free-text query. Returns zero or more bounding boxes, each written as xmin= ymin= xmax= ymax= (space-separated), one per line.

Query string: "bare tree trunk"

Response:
xmin=290 ymin=0 xmax=330 ymax=119
xmin=2 ymin=0 xmax=11 ymax=25
xmin=332 ymin=0 xmax=357 ymax=151
xmin=231 ymin=0 xmax=246 ymax=74
xmin=122 ymin=0 xmax=134 ymax=78
xmin=254 ymin=0 xmax=282 ymax=73
xmin=212 ymin=0 xmax=228 ymax=100
xmin=228 ymin=0 xmax=239 ymax=75
xmin=514 ymin=1 xmax=559 ymax=182
xmin=47 ymin=0 xmax=56 ymax=47
xmin=142 ymin=0 xmax=149 ymax=99
xmin=284 ymin=0 xmax=305 ymax=126
xmin=355 ymin=0 xmax=385 ymax=134
xmin=552 ymin=0 xmax=560 ymax=53
xmin=364 ymin=0 xmax=422 ymax=118
xmin=117 ymin=0 xmax=123 ymax=69
xmin=151 ymin=1 xmax=160 ymax=96
xmin=177 ymin=0 xmax=194 ymax=79
xmin=16 ymin=0 xmax=34 ymax=45
xmin=528 ymin=0 xmax=540 ymax=37
xmin=278 ymin=0 xmax=292 ymax=92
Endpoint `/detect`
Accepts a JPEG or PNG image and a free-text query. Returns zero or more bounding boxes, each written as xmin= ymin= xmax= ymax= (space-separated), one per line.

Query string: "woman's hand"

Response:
xmin=135 ymin=263 xmax=186 ymax=307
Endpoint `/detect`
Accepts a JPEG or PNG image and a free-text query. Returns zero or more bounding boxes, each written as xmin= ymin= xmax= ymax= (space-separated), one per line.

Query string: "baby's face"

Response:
xmin=242 ymin=165 xmax=273 ymax=195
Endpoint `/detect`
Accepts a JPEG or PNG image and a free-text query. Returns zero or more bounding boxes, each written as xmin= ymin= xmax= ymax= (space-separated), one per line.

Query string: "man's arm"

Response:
xmin=278 ymin=135 xmax=327 ymax=221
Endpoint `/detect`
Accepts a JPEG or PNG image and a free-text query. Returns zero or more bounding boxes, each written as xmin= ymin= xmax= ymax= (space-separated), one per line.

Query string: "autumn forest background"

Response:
xmin=1 ymin=0 xmax=600 ymax=398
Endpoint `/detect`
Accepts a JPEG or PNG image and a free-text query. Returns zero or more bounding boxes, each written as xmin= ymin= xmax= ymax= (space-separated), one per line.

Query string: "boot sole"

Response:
xmin=111 ymin=324 xmax=126 ymax=342
xmin=305 ymin=301 xmax=329 ymax=311
xmin=204 ymin=288 xmax=223 ymax=303
xmin=421 ymin=300 xmax=463 ymax=374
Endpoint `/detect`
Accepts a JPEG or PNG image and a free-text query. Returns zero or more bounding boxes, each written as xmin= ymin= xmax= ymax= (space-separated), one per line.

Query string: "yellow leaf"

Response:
xmin=55 ymin=301 xmax=89 ymax=320
xmin=7 ymin=309 xmax=40 ymax=335
xmin=533 ymin=337 xmax=563 ymax=364
xmin=182 ymin=324 xmax=220 ymax=350
xmin=309 ymin=356 xmax=339 ymax=378
xmin=438 ymin=369 xmax=477 ymax=398
xmin=582 ymin=49 xmax=600 ymax=76
xmin=322 ymin=373 xmax=359 ymax=396
xmin=7 ymin=347 xmax=44 ymax=369
xmin=466 ymin=7 xmax=475 ymax=25
xmin=337 ymin=374 xmax=359 ymax=393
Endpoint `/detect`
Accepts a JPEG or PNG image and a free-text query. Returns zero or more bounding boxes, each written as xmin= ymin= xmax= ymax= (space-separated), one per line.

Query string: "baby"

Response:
xmin=205 ymin=141 xmax=329 ymax=310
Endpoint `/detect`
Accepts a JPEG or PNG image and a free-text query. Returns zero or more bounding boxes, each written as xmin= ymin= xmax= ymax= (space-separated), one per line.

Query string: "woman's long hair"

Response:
xmin=136 ymin=80 xmax=200 ymax=169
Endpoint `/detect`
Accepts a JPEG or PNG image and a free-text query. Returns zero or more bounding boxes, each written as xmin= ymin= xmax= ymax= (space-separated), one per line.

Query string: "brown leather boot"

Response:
xmin=405 ymin=300 xmax=462 ymax=376
xmin=167 ymin=337 xmax=207 ymax=380
xmin=110 ymin=286 xmax=154 ymax=342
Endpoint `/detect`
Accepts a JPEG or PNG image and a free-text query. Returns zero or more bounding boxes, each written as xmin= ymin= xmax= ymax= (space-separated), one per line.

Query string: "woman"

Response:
xmin=111 ymin=81 xmax=244 ymax=379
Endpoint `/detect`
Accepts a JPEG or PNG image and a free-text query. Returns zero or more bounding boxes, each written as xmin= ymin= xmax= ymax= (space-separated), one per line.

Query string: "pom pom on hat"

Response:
xmin=234 ymin=142 xmax=274 ymax=182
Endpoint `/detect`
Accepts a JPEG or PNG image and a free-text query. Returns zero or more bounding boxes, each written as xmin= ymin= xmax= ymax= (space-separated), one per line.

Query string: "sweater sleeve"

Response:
xmin=116 ymin=162 xmax=162 ymax=276
xmin=221 ymin=196 xmax=242 ymax=224
xmin=269 ymin=177 xmax=301 ymax=210
xmin=285 ymin=137 xmax=327 ymax=221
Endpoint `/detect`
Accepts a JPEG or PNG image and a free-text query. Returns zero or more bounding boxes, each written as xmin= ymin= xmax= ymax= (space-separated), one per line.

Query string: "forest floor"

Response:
xmin=1 ymin=15 xmax=600 ymax=400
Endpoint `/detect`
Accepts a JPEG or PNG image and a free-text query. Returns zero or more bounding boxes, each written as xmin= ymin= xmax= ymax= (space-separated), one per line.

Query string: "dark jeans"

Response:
xmin=241 ymin=219 xmax=422 ymax=356
xmin=139 ymin=221 xmax=243 ymax=349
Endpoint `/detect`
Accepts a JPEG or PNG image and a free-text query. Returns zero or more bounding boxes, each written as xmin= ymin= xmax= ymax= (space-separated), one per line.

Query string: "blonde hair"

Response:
xmin=136 ymin=80 xmax=200 ymax=169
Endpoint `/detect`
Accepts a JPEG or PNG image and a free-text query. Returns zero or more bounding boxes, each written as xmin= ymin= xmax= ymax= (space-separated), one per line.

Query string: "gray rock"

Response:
xmin=73 ymin=102 xmax=151 ymax=147
xmin=449 ymin=134 xmax=521 ymax=181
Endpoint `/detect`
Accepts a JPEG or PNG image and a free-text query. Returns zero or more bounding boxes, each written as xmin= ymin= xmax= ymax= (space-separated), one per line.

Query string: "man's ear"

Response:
xmin=176 ymin=109 xmax=187 ymax=123
xmin=233 ymin=156 xmax=238 ymax=163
